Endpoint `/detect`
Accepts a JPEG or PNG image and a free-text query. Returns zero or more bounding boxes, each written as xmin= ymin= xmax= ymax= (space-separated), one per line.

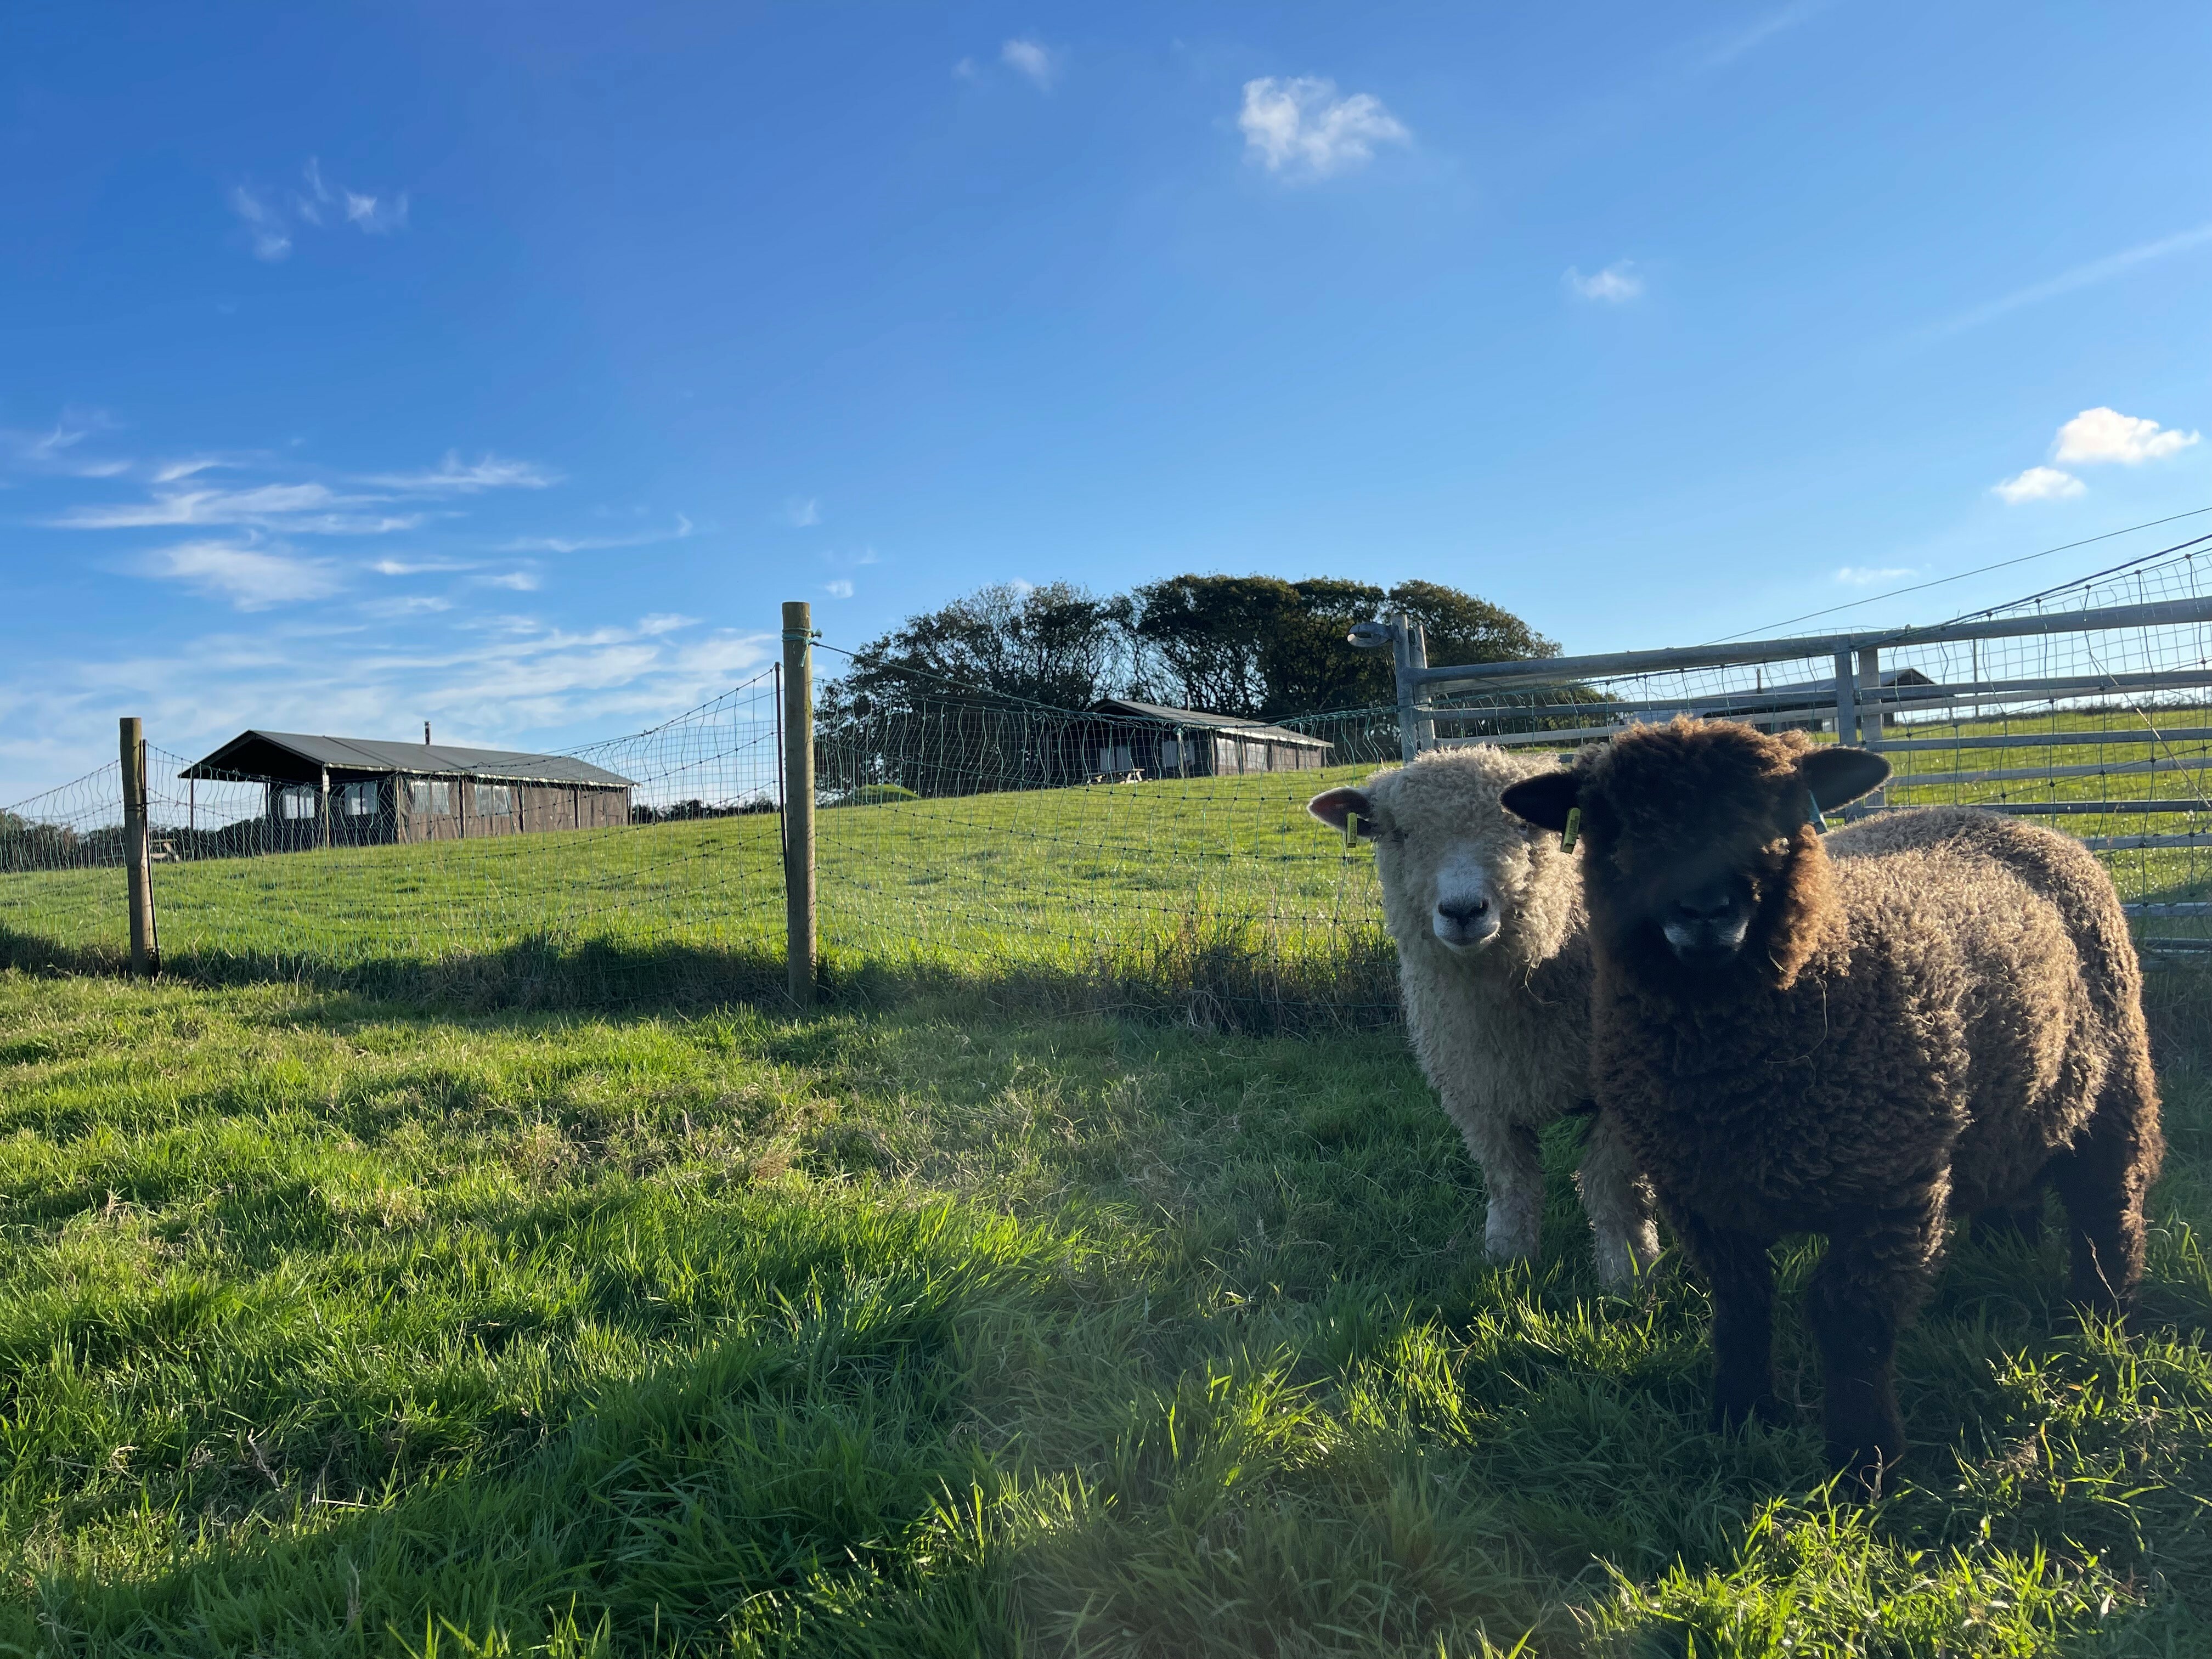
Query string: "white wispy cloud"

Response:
xmin=365 ymin=452 xmax=556 ymax=493
xmin=151 ymin=455 xmax=246 ymax=483
xmin=785 ymin=496 xmax=821 ymax=527
xmin=228 ymin=157 xmax=411 ymax=261
xmin=3 ymin=608 xmax=782 ymax=802
xmin=51 ymin=482 xmax=422 ymax=535
xmin=1565 ymin=261 xmax=1643 ymax=302
xmin=369 ymin=557 xmax=476 ymax=575
xmin=141 ymin=541 xmax=345 ymax=609
xmin=1929 ymin=222 xmax=2212 ymax=338
xmin=1001 ymin=38 xmax=1059 ymax=89
xmin=1834 ymin=566 xmax=1918 ymax=586
xmin=2052 ymin=407 xmax=2200 ymax=466
xmin=50 ymin=451 xmax=555 ymax=539
xmin=1993 ymin=466 xmax=2086 ymax=504
xmin=343 ymin=190 xmax=409 ymax=233
xmin=7 ymin=415 xmax=132 ymax=478
xmin=1238 ymin=77 xmax=1410 ymax=179
xmin=479 ymin=571 xmax=541 ymax=591
xmin=498 ymin=514 xmax=692 ymax=555
xmin=229 ymin=186 xmax=292 ymax=261
xmin=825 ymin=579 xmax=855 ymax=599
xmin=1702 ymin=0 xmax=1831 ymax=70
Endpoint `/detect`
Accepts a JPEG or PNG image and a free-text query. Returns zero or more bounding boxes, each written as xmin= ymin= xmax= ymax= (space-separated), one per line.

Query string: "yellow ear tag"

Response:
xmin=1560 ymin=806 xmax=1581 ymax=852
xmin=1345 ymin=811 xmax=1361 ymax=849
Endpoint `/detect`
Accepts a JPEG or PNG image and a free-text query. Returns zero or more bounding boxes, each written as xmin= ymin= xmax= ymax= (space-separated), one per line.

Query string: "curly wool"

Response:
xmin=1317 ymin=745 xmax=1657 ymax=1286
xmin=1565 ymin=719 xmax=2162 ymax=1486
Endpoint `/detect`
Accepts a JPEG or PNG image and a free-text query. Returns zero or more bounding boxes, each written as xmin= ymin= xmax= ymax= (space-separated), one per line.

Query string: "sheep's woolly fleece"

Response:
xmin=1318 ymin=745 xmax=1656 ymax=1285
xmin=1552 ymin=719 xmax=2162 ymax=1484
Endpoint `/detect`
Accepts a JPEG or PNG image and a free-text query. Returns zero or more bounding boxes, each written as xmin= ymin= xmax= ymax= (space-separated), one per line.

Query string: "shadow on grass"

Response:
xmin=1 ymin=917 xmax=1403 ymax=1037
xmin=16 ymin=1188 xmax=2208 ymax=1656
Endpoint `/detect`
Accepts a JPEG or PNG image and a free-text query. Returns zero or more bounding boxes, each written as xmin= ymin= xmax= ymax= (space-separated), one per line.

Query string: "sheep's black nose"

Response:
xmin=1673 ymin=889 xmax=1735 ymax=923
xmin=1437 ymin=896 xmax=1492 ymax=923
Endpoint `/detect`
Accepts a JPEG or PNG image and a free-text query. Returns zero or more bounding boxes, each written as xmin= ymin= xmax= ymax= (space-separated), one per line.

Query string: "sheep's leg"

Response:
xmin=1806 ymin=1200 xmax=1943 ymax=1496
xmin=2050 ymin=1066 xmax=2162 ymax=1321
xmin=1456 ymin=1115 xmax=1544 ymax=1265
xmin=1573 ymin=1103 xmax=1660 ymax=1289
xmin=1668 ymin=1204 xmax=1780 ymax=1432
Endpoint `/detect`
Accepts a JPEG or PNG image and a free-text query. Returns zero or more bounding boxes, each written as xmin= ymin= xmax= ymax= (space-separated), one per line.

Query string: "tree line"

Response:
xmin=822 ymin=574 xmax=1558 ymax=724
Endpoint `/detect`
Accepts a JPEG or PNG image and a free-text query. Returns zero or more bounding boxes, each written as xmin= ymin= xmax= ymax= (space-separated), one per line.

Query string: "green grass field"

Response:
xmin=1 ymin=967 xmax=2208 ymax=1655
xmin=7 ymin=708 xmax=2212 ymax=1018
xmin=0 ymin=763 xmax=1401 ymax=1026
xmin=3 ymin=734 xmax=2212 ymax=1652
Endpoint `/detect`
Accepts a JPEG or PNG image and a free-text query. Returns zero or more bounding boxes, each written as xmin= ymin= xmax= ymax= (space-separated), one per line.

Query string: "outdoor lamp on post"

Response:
xmin=1348 ymin=616 xmax=1429 ymax=763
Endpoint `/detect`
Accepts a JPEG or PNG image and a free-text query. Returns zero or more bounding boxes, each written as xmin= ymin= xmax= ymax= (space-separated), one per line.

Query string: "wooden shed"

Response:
xmin=1080 ymin=699 xmax=1333 ymax=781
xmin=180 ymin=731 xmax=636 ymax=850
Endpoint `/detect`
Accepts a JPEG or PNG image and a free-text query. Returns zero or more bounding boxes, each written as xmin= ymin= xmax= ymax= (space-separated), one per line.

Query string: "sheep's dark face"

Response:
xmin=1499 ymin=721 xmax=1889 ymax=989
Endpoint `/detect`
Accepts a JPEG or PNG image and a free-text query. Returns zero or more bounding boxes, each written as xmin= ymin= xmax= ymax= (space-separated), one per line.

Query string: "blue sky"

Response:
xmin=5 ymin=1 xmax=2210 ymax=794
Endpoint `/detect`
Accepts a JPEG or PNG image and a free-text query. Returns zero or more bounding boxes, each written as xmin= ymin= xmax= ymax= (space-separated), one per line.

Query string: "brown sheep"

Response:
xmin=1310 ymin=747 xmax=1657 ymax=1288
xmin=1499 ymin=719 xmax=2163 ymax=1492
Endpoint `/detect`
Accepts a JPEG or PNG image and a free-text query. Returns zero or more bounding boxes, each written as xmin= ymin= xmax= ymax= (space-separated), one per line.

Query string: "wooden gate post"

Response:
xmin=782 ymin=601 xmax=817 ymax=1007
xmin=119 ymin=716 xmax=159 ymax=976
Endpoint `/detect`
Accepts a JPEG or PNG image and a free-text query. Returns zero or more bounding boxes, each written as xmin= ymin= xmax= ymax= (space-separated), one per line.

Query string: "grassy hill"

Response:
xmin=7 ymin=708 xmax=2212 ymax=1017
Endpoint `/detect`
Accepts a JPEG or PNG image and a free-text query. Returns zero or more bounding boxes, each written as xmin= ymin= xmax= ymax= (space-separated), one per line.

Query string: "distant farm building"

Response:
xmin=181 ymin=731 xmax=635 ymax=850
xmin=1080 ymin=699 xmax=1332 ymax=780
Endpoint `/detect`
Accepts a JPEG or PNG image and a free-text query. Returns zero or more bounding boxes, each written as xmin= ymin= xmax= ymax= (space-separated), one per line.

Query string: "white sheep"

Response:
xmin=1310 ymin=746 xmax=1659 ymax=1287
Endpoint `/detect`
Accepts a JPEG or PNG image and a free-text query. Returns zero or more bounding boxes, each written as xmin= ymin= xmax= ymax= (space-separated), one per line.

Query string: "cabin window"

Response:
xmin=341 ymin=782 xmax=379 ymax=817
xmin=278 ymin=786 xmax=317 ymax=820
xmin=477 ymin=783 xmax=514 ymax=817
xmin=408 ymin=780 xmax=453 ymax=815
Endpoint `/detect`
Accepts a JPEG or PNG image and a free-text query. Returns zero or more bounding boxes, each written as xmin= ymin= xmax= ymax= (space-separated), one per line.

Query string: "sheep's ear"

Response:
xmin=1802 ymin=746 xmax=1891 ymax=811
xmin=1499 ymin=771 xmax=1580 ymax=833
xmin=1307 ymin=787 xmax=1376 ymax=836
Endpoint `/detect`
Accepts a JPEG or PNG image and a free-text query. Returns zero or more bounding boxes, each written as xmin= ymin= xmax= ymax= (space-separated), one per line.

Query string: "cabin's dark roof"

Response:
xmin=1089 ymin=698 xmax=1331 ymax=747
xmin=180 ymin=731 xmax=635 ymax=788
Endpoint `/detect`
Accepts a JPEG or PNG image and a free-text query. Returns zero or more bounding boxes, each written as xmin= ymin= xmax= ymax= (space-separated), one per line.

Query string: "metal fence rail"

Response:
xmin=1364 ymin=540 xmax=2212 ymax=948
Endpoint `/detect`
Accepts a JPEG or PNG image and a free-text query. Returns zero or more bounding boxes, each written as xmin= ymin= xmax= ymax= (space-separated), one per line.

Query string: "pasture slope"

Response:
xmin=8 ymin=705 xmax=2212 ymax=999
xmin=0 ymin=962 xmax=2208 ymax=1656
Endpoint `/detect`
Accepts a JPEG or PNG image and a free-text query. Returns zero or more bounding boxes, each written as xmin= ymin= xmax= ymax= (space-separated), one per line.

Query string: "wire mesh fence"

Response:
xmin=0 ymin=671 xmax=788 ymax=1001
xmin=7 ymin=540 xmax=2212 ymax=1020
xmin=1402 ymin=533 xmax=2212 ymax=954
xmin=809 ymin=676 xmax=1397 ymax=1027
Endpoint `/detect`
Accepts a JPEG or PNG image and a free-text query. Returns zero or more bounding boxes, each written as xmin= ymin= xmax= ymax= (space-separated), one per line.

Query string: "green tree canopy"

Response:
xmin=828 ymin=573 xmax=1557 ymax=722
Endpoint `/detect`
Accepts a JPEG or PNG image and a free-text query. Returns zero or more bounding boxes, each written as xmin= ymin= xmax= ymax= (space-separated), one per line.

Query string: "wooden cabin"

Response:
xmin=1079 ymin=699 xmax=1332 ymax=781
xmin=180 ymin=731 xmax=635 ymax=850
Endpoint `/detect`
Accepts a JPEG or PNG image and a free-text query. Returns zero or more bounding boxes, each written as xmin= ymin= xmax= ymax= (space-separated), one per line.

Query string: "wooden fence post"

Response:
xmin=782 ymin=601 xmax=817 ymax=1007
xmin=119 ymin=716 xmax=159 ymax=976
